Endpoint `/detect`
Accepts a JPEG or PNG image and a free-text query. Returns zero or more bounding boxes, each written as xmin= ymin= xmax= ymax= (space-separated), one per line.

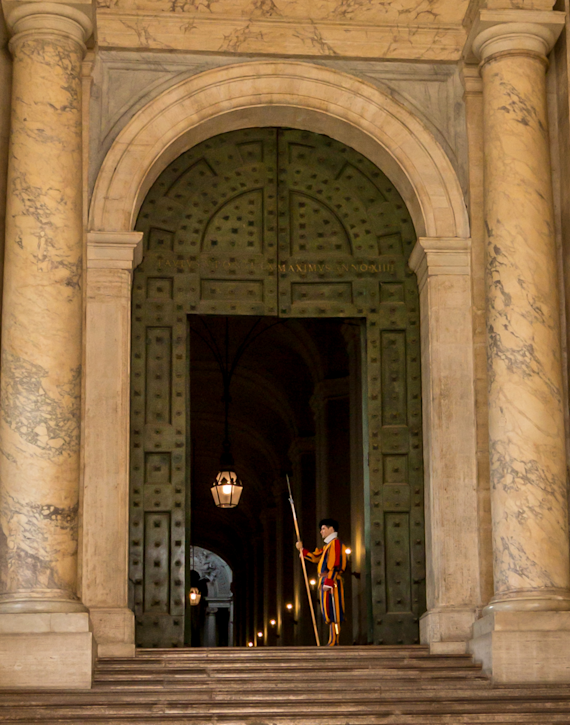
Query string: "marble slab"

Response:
xmin=95 ymin=0 xmax=469 ymax=60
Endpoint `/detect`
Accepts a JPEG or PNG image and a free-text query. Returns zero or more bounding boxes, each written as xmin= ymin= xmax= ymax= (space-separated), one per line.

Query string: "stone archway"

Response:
xmin=84 ymin=60 xmax=482 ymax=658
xmin=89 ymin=61 xmax=468 ymax=239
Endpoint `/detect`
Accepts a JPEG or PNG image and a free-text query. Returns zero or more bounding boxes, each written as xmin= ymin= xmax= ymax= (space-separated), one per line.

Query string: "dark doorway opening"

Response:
xmin=189 ymin=315 xmax=366 ymax=647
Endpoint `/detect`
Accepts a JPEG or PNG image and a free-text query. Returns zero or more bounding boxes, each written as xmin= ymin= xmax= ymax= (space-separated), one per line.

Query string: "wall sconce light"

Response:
xmin=309 ymin=578 xmax=317 ymax=589
xmin=270 ymin=619 xmax=276 ymax=627
xmin=248 ymin=641 xmax=254 ymax=647
xmin=285 ymin=602 xmax=297 ymax=624
xmin=345 ymin=547 xmax=352 ymax=557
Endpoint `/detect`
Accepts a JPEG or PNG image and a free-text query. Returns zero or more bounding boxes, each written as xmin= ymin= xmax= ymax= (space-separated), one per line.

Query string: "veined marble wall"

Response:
xmin=94 ymin=0 xmax=470 ymax=60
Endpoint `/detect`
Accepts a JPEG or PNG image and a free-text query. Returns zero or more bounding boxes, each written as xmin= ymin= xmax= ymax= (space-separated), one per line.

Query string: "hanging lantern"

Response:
xmin=189 ymin=587 xmax=202 ymax=606
xmin=211 ymin=442 xmax=243 ymax=508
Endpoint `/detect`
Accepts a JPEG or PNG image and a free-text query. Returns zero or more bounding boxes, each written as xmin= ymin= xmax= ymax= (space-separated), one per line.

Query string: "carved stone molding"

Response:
xmin=2 ymin=0 xmax=93 ymax=46
xmin=465 ymin=9 xmax=565 ymax=64
xmin=87 ymin=231 xmax=143 ymax=271
xmin=89 ymin=61 xmax=469 ymax=242
xmin=409 ymin=237 xmax=471 ymax=293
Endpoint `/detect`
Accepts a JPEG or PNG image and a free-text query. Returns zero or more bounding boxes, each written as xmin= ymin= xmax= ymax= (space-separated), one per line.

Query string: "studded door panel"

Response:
xmin=132 ymin=130 xmax=280 ymax=647
xmin=277 ymin=130 xmax=424 ymax=643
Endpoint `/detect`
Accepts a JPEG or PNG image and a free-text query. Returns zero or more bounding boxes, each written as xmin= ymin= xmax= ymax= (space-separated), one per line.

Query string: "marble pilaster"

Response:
xmin=81 ymin=231 xmax=142 ymax=658
xmin=409 ymin=237 xmax=482 ymax=654
xmin=462 ymin=64 xmax=495 ymax=609
xmin=468 ymin=10 xmax=570 ymax=683
xmin=0 ymin=0 xmax=94 ymax=688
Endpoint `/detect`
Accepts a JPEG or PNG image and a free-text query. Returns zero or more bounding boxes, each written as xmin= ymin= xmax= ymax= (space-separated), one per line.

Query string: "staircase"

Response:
xmin=2 ymin=646 xmax=570 ymax=723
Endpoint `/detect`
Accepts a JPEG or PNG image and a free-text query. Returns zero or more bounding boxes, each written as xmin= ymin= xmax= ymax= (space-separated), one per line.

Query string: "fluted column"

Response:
xmin=0 ymin=0 xmax=94 ymax=688
xmin=469 ymin=10 xmax=570 ymax=684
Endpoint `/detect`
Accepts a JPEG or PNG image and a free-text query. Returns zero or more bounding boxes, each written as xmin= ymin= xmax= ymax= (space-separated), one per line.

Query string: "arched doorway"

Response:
xmin=190 ymin=546 xmax=233 ymax=647
xmin=129 ymin=128 xmax=425 ymax=648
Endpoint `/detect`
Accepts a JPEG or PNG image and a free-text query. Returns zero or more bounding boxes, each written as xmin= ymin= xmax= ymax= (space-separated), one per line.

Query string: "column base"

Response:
xmin=89 ymin=607 xmax=135 ymax=657
xmin=469 ymin=611 xmax=570 ymax=683
xmin=0 ymin=612 xmax=95 ymax=688
xmin=420 ymin=607 xmax=478 ymax=654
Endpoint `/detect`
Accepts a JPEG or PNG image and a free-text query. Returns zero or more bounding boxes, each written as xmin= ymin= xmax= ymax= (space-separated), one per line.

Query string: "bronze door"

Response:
xmin=131 ymin=128 xmax=425 ymax=647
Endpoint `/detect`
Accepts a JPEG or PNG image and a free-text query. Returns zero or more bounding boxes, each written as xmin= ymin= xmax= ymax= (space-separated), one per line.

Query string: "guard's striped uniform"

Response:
xmin=302 ymin=538 xmax=347 ymax=646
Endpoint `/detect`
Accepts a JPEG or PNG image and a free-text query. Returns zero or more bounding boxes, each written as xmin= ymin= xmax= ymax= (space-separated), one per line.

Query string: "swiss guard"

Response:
xmin=296 ymin=518 xmax=348 ymax=646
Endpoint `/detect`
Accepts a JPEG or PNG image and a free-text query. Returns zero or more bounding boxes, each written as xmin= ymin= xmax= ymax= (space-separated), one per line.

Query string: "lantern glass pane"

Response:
xmin=211 ymin=469 xmax=243 ymax=508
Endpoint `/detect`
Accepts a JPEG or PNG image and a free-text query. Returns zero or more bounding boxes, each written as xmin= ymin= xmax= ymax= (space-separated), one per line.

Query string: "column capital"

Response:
xmin=408 ymin=237 xmax=471 ymax=292
xmin=2 ymin=1 xmax=94 ymax=46
xmin=87 ymin=231 xmax=143 ymax=271
xmin=466 ymin=9 xmax=565 ymax=65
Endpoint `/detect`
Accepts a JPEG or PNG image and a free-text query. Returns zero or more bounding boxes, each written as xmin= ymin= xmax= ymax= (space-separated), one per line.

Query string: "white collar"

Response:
xmin=324 ymin=532 xmax=338 ymax=544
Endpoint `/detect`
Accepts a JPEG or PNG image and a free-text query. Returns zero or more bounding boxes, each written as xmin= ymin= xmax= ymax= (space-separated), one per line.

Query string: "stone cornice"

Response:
xmin=2 ymin=1 xmax=94 ymax=44
xmin=465 ymin=9 xmax=565 ymax=64
xmin=87 ymin=231 xmax=143 ymax=271
xmin=409 ymin=237 xmax=471 ymax=293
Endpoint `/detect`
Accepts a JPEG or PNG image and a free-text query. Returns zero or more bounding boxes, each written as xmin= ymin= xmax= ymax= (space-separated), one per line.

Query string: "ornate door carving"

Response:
xmin=131 ymin=128 xmax=425 ymax=647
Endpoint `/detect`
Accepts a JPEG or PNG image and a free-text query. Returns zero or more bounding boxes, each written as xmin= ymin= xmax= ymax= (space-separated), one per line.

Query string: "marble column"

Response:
xmin=82 ymin=231 xmax=142 ymax=658
xmin=469 ymin=10 xmax=570 ymax=684
xmin=0 ymin=0 xmax=94 ymax=688
xmin=409 ymin=237 xmax=483 ymax=654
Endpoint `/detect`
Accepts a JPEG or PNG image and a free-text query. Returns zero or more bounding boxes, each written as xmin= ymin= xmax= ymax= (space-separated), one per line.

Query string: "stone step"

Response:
xmin=135 ymin=645 xmax=429 ymax=655
xmin=90 ymin=676 xmax=495 ymax=691
xmin=130 ymin=647 xmax=441 ymax=661
xmin=3 ymin=698 xmax=570 ymax=721
xmin=2 ymin=684 xmax=513 ymax=706
xmin=97 ymin=657 xmax=478 ymax=670
xmin=2 ymin=716 xmax=568 ymax=725
xmin=94 ymin=667 xmax=484 ymax=685
xmin=94 ymin=662 xmax=486 ymax=675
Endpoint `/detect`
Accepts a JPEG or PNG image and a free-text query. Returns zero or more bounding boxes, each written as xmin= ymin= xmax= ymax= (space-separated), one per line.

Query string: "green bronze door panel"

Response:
xmin=130 ymin=128 xmax=425 ymax=648
xmin=276 ymin=129 xmax=425 ymax=644
xmin=131 ymin=130 xmax=280 ymax=647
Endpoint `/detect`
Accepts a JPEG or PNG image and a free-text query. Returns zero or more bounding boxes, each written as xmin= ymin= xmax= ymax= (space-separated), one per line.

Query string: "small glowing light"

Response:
xmin=222 ymin=484 xmax=232 ymax=495
xmin=309 ymin=578 xmax=316 ymax=586
xmin=248 ymin=641 xmax=254 ymax=647
xmin=286 ymin=603 xmax=293 ymax=611
xmin=270 ymin=619 xmax=276 ymax=626
xmin=257 ymin=631 xmax=263 ymax=638
xmin=345 ymin=548 xmax=352 ymax=556
xmin=189 ymin=587 xmax=201 ymax=606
